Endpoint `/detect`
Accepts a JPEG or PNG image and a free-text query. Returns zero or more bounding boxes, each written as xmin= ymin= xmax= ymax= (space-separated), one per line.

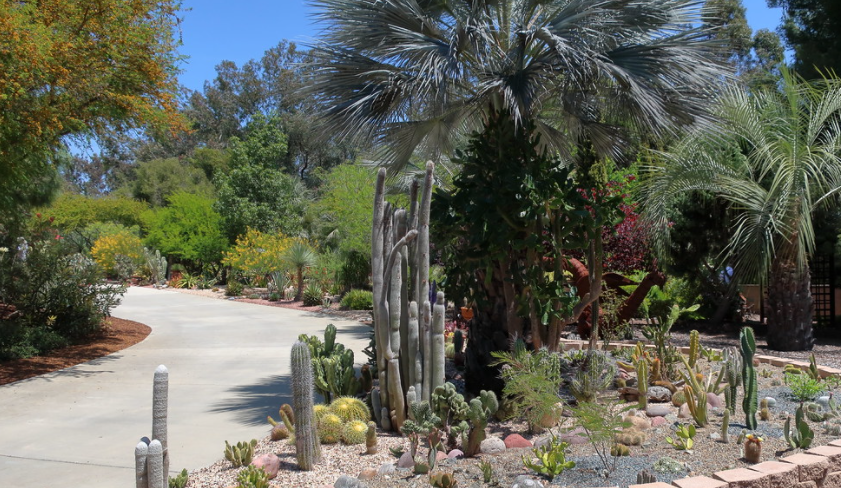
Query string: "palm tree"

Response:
xmin=286 ymin=240 xmax=317 ymax=301
xmin=643 ymin=69 xmax=841 ymax=351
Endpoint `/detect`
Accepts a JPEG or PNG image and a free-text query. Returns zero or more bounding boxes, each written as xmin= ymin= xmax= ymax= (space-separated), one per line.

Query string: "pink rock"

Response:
xmin=436 ymin=451 xmax=449 ymax=462
xmin=504 ymin=434 xmax=533 ymax=449
xmin=559 ymin=427 xmax=589 ymax=445
xmin=707 ymin=392 xmax=724 ymax=409
xmin=397 ymin=451 xmax=414 ymax=469
xmin=358 ymin=467 xmax=378 ymax=480
xmin=250 ymin=453 xmax=280 ymax=480
xmin=678 ymin=403 xmax=691 ymax=419
xmin=651 ymin=416 xmax=668 ymax=427
xmin=447 ymin=449 xmax=464 ymax=459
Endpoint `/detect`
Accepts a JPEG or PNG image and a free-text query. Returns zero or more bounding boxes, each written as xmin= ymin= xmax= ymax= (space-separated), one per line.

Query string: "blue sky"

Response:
xmin=177 ymin=0 xmax=785 ymax=93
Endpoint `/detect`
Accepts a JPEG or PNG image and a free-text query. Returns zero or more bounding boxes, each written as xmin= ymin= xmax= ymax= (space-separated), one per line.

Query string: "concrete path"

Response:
xmin=0 ymin=287 xmax=371 ymax=488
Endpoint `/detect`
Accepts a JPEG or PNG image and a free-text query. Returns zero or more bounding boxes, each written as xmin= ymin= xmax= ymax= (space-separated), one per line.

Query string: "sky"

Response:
xmin=177 ymin=0 xmax=785 ymax=93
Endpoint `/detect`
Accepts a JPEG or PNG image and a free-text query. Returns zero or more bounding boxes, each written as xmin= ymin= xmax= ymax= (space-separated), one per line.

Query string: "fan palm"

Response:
xmin=285 ymin=240 xmax=318 ymax=301
xmin=308 ymin=0 xmax=728 ymax=171
xmin=643 ymin=69 xmax=841 ymax=351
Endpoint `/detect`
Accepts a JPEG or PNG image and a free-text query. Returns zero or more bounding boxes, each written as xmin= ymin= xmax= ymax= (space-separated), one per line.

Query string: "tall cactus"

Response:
xmin=152 ymin=365 xmax=168 ymax=476
xmin=147 ymin=440 xmax=164 ymax=488
xmin=291 ymin=341 xmax=321 ymax=470
xmin=636 ymin=358 xmax=648 ymax=410
xmin=722 ymin=346 xmax=742 ymax=414
xmin=370 ymin=162 xmax=443 ymax=430
xmin=688 ymin=330 xmax=700 ymax=369
xmin=135 ymin=441 xmax=149 ymax=488
xmin=740 ymin=327 xmax=758 ymax=430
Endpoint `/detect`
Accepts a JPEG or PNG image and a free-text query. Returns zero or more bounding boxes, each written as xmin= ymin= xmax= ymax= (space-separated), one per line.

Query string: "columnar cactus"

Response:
xmin=135 ymin=441 xmax=148 ymax=488
xmin=636 ymin=358 xmax=648 ymax=410
xmin=721 ymin=409 xmax=730 ymax=443
xmin=291 ymin=341 xmax=321 ymax=470
xmin=723 ymin=346 xmax=742 ymax=414
xmin=152 ymin=365 xmax=168 ymax=476
xmin=688 ymin=330 xmax=700 ymax=369
xmin=464 ymin=390 xmax=499 ymax=457
xmin=431 ymin=291 xmax=446 ymax=396
xmin=366 ymin=421 xmax=378 ymax=454
xmin=740 ymin=327 xmax=758 ymax=430
xmin=147 ymin=440 xmax=164 ymax=488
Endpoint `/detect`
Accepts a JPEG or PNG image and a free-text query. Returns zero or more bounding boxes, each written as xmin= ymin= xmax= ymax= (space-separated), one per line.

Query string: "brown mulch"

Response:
xmin=0 ymin=317 xmax=151 ymax=386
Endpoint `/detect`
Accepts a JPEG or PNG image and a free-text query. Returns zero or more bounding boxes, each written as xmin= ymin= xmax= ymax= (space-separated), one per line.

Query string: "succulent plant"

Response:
xmin=224 ymin=439 xmax=257 ymax=468
xmin=342 ymin=420 xmax=369 ymax=445
xmin=330 ymin=396 xmax=371 ymax=423
xmin=366 ymin=421 xmax=378 ymax=454
xmin=291 ymin=341 xmax=321 ymax=470
xmin=318 ymin=413 xmax=344 ymax=444
xmin=740 ymin=327 xmax=758 ymax=430
xmin=614 ymin=428 xmax=646 ymax=446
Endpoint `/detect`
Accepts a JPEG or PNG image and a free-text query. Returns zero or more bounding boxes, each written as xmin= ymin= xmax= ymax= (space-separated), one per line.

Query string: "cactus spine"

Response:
xmin=636 ymin=358 xmax=648 ymax=410
xmin=740 ymin=327 xmax=758 ymax=430
xmin=291 ymin=341 xmax=321 ymax=470
xmin=371 ymin=163 xmax=442 ymax=430
xmin=688 ymin=330 xmax=700 ymax=369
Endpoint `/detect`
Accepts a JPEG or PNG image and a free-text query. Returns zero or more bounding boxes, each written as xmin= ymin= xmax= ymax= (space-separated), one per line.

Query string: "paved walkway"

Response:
xmin=0 ymin=287 xmax=371 ymax=488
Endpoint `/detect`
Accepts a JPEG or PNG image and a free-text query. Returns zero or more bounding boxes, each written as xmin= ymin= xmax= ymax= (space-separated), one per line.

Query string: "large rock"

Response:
xmin=335 ymin=475 xmax=368 ymax=488
xmin=447 ymin=449 xmax=464 ymax=459
xmin=397 ymin=451 xmax=414 ymax=469
xmin=678 ymin=403 xmax=691 ymax=419
xmin=648 ymin=386 xmax=672 ymax=403
xmin=250 ymin=453 xmax=280 ymax=480
xmin=480 ymin=437 xmax=506 ymax=454
xmin=558 ymin=426 xmax=589 ymax=445
xmin=707 ymin=392 xmax=724 ymax=409
xmin=504 ymin=434 xmax=533 ymax=449
xmin=646 ymin=404 xmax=672 ymax=417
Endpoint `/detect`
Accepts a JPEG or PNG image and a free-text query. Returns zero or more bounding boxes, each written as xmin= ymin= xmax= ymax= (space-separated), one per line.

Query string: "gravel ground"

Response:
xmin=165 ymin=288 xmax=841 ymax=488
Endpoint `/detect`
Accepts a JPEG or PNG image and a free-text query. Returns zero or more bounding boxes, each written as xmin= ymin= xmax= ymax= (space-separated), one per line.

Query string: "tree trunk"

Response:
xmin=766 ymin=260 xmax=814 ymax=351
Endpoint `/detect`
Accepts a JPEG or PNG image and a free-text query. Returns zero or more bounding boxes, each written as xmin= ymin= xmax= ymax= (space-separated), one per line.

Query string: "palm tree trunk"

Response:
xmin=295 ymin=267 xmax=304 ymax=301
xmin=765 ymin=260 xmax=815 ymax=351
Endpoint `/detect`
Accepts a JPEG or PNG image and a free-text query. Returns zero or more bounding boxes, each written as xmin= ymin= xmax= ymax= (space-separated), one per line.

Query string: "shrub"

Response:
xmin=341 ymin=289 xmax=373 ymax=310
xmin=785 ymin=372 xmax=823 ymax=402
xmin=226 ymin=280 xmax=244 ymax=297
xmin=302 ymin=283 xmax=323 ymax=307
xmin=91 ymin=229 xmax=145 ymax=278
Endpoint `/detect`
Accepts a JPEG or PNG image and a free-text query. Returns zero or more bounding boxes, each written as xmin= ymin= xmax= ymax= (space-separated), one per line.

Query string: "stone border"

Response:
xmin=557 ymin=338 xmax=841 ymax=488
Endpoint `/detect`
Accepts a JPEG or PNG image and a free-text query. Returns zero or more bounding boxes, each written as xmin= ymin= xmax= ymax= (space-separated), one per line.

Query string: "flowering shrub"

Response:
xmin=91 ymin=229 xmax=145 ymax=278
xmin=222 ymin=229 xmax=296 ymax=276
xmin=0 ymin=215 xmax=124 ymax=359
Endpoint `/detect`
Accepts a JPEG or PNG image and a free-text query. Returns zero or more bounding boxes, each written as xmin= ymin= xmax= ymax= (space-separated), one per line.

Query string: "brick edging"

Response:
xmin=558 ymin=339 xmax=841 ymax=488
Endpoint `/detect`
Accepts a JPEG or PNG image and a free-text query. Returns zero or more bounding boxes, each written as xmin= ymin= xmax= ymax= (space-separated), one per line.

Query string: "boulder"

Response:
xmin=504 ymin=434 xmax=533 ymax=449
xmin=707 ymin=392 xmax=724 ymax=409
xmin=250 ymin=453 xmax=280 ymax=480
xmin=447 ymin=449 xmax=464 ymax=459
xmin=334 ymin=475 xmax=368 ymax=488
xmin=511 ymin=474 xmax=543 ymax=488
xmin=480 ymin=437 xmax=506 ymax=454
xmin=397 ymin=451 xmax=414 ymax=469
xmin=377 ymin=463 xmax=396 ymax=476
xmin=648 ymin=386 xmax=672 ymax=403
xmin=645 ymin=404 xmax=672 ymax=417
xmin=357 ymin=467 xmax=378 ymax=481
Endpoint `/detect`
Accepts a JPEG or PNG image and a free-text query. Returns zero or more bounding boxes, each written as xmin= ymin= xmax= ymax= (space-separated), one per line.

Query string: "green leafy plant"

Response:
xmin=570 ymin=399 xmax=632 ymax=476
xmin=226 ymin=279 xmax=244 ymax=297
xmin=665 ymin=424 xmax=696 ymax=450
xmin=168 ymin=468 xmax=189 ymax=488
xmin=785 ymin=372 xmax=823 ymax=402
xmin=522 ymin=436 xmax=575 ymax=478
xmin=478 ymin=459 xmax=494 ymax=483
xmin=235 ymin=464 xmax=269 ymax=488
xmin=340 ymin=289 xmax=374 ymax=310
xmin=302 ymin=282 xmax=323 ymax=306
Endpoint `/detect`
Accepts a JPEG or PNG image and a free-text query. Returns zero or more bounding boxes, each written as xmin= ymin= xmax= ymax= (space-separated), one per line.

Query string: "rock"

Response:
xmin=397 ymin=451 xmax=414 ymax=469
xmin=651 ymin=416 xmax=668 ymax=427
xmin=480 ymin=437 xmax=506 ymax=454
xmin=558 ymin=427 xmax=589 ymax=445
xmin=250 ymin=453 xmax=280 ymax=479
xmin=646 ymin=404 xmax=672 ymax=417
xmin=709 ymin=432 xmax=722 ymax=441
xmin=447 ymin=449 xmax=464 ymax=459
xmin=436 ymin=451 xmax=448 ymax=462
xmin=377 ymin=463 xmax=396 ymax=476
xmin=357 ymin=467 xmax=378 ymax=481
xmin=678 ymin=403 xmax=691 ymax=419
xmin=618 ymin=387 xmax=640 ymax=402
xmin=648 ymin=386 xmax=672 ymax=403
xmin=818 ymin=396 xmax=831 ymax=408
xmin=624 ymin=415 xmax=651 ymax=431
xmin=335 ymin=475 xmax=368 ymax=488
xmin=707 ymin=392 xmax=724 ymax=409
xmin=504 ymin=434 xmax=533 ymax=448
xmin=763 ymin=397 xmax=777 ymax=408
xmin=511 ymin=474 xmax=543 ymax=488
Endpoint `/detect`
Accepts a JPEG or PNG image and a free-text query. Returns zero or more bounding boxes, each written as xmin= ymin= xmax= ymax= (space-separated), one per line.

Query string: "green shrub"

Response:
xmin=341 ymin=289 xmax=374 ymax=310
xmin=339 ymin=250 xmax=370 ymax=290
xmin=226 ymin=280 xmax=244 ymax=297
xmin=302 ymin=283 xmax=323 ymax=306
xmin=785 ymin=372 xmax=823 ymax=402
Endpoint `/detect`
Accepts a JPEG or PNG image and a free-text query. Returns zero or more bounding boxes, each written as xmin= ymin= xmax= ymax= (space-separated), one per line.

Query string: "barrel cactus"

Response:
xmin=329 ymin=396 xmax=371 ymax=423
xmin=318 ymin=413 xmax=344 ymax=444
xmin=342 ymin=420 xmax=369 ymax=445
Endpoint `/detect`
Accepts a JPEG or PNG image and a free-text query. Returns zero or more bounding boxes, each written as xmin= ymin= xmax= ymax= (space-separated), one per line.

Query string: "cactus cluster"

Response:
xmin=299 ymin=324 xmax=360 ymax=402
xmin=135 ymin=365 xmax=169 ymax=488
xmin=224 ymin=440 xmax=257 ymax=467
xmin=371 ymin=163 xmax=445 ymax=432
xmin=615 ymin=428 xmax=646 ymax=446
xmin=740 ymin=327 xmax=758 ymax=430
xmin=236 ymin=465 xmax=269 ymax=488
xmin=784 ymin=403 xmax=814 ymax=449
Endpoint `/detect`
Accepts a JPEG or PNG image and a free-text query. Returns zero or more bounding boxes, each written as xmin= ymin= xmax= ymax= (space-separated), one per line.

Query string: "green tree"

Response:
xmin=309 ymin=0 xmax=728 ymax=390
xmin=286 ymin=240 xmax=317 ymax=301
xmin=0 ymin=0 xmax=184 ymax=217
xmin=643 ymin=69 xmax=841 ymax=351
xmin=769 ymin=0 xmax=841 ymax=79
xmin=142 ymin=191 xmax=228 ymax=272
xmin=128 ymin=157 xmax=215 ymax=206
xmin=309 ymin=163 xmax=377 ymax=255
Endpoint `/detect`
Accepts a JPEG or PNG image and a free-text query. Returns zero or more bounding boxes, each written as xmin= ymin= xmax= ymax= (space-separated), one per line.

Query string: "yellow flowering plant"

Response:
xmin=222 ymin=229 xmax=298 ymax=277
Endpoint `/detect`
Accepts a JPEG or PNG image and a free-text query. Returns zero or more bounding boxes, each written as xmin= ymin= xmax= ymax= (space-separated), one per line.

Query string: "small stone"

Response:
xmin=646 ymin=404 xmax=672 ymax=417
xmin=504 ymin=434 xmax=533 ymax=448
xmin=377 ymin=463 xmax=396 ymax=476
xmin=447 ymin=449 xmax=464 ymax=459
xmin=397 ymin=451 xmax=414 ymax=469
xmin=651 ymin=416 xmax=668 ymax=427
xmin=334 ymin=475 xmax=367 ymax=488
xmin=818 ymin=396 xmax=831 ymax=408
xmin=250 ymin=453 xmax=280 ymax=480
xmin=678 ymin=403 xmax=691 ymax=419
xmin=357 ymin=467 xmax=377 ymax=481
xmin=480 ymin=437 xmax=506 ymax=454
xmin=436 ymin=451 xmax=448 ymax=462
xmin=707 ymin=392 xmax=724 ymax=408
xmin=558 ymin=427 xmax=589 ymax=445
xmin=710 ymin=432 xmax=722 ymax=441
xmin=764 ymin=397 xmax=777 ymax=408
xmin=648 ymin=386 xmax=672 ymax=403
xmin=511 ymin=474 xmax=542 ymax=488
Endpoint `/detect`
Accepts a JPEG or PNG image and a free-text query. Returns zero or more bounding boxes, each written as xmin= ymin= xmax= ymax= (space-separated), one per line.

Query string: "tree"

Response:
xmin=309 ymin=163 xmax=377 ymax=255
xmin=142 ymin=191 xmax=228 ymax=272
xmin=0 ymin=0 xmax=184 ymax=216
xmin=128 ymin=157 xmax=215 ymax=206
xmin=309 ymin=0 xmax=729 ymax=390
xmin=769 ymin=0 xmax=841 ymax=79
xmin=643 ymin=69 xmax=841 ymax=351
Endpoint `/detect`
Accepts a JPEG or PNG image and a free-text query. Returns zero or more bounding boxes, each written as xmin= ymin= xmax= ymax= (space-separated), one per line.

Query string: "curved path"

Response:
xmin=0 ymin=286 xmax=371 ymax=488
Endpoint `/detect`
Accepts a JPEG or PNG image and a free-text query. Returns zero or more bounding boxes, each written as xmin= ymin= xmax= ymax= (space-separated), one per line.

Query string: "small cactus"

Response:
xmin=224 ymin=439 xmax=257 ymax=467
xmin=636 ymin=358 xmax=649 ymax=410
xmin=430 ymin=470 xmax=457 ymax=488
xmin=313 ymin=404 xmax=330 ymax=422
xmin=366 ymin=421 xmax=378 ymax=454
xmin=342 ymin=420 xmax=369 ymax=445
xmin=636 ymin=469 xmax=657 ymax=484
xmin=270 ymin=423 xmax=289 ymax=441
xmin=330 ymin=396 xmax=371 ymax=423
xmin=721 ymin=409 xmax=730 ymax=443
xmin=611 ymin=443 xmax=631 ymax=456
xmin=688 ymin=330 xmax=700 ymax=368
xmin=759 ymin=407 xmax=771 ymax=421
xmin=614 ymin=428 xmax=646 ymax=446
xmin=318 ymin=413 xmax=344 ymax=444
xmin=740 ymin=327 xmax=758 ymax=430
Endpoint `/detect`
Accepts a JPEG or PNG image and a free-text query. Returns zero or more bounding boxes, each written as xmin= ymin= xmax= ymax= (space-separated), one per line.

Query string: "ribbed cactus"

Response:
xmin=688 ymin=330 xmax=700 ymax=369
xmin=366 ymin=421 xmax=378 ymax=454
xmin=152 ymin=365 xmax=168 ymax=476
xmin=722 ymin=346 xmax=742 ymax=414
xmin=431 ymin=291 xmax=446 ymax=396
xmin=291 ymin=341 xmax=321 ymax=470
xmin=721 ymin=409 xmax=730 ymax=443
xmin=740 ymin=327 xmax=758 ymax=430
xmin=147 ymin=440 xmax=164 ymax=488
xmin=464 ymin=390 xmax=499 ymax=457
xmin=636 ymin=358 xmax=648 ymax=410
xmin=135 ymin=441 xmax=149 ymax=488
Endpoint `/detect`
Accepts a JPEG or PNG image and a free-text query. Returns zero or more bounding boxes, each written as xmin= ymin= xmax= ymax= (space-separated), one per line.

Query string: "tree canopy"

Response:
xmin=769 ymin=0 xmax=841 ymax=78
